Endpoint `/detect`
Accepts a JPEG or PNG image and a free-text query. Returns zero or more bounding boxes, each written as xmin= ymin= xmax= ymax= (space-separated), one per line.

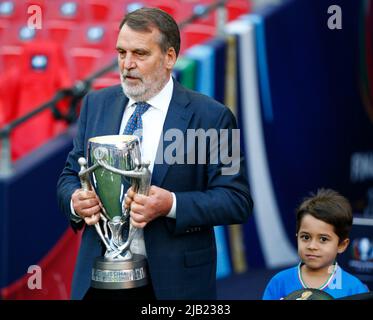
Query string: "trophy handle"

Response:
xmin=78 ymin=157 xmax=112 ymax=252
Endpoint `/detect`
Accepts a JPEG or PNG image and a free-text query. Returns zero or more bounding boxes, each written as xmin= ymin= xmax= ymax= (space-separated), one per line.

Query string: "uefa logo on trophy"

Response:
xmin=77 ymin=135 xmax=151 ymax=289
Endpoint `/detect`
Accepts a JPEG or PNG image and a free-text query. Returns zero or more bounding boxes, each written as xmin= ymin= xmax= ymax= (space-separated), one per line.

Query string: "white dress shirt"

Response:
xmin=120 ymin=76 xmax=173 ymax=174
xmin=119 ymin=76 xmax=177 ymax=256
xmin=71 ymin=76 xmax=176 ymax=257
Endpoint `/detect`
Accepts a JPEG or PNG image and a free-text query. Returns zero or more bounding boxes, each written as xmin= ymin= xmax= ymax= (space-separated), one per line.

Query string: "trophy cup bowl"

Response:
xmin=78 ymin=135 xmax=151 ymax=290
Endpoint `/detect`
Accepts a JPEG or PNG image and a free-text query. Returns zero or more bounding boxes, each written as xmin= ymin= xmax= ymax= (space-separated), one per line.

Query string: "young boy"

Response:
xmin=263 ymin=189 xmax=369 ymax=299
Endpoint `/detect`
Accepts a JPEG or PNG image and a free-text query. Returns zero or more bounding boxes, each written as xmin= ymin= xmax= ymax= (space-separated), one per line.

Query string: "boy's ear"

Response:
xmin=337 ymin=238 xmax=350 ymax=254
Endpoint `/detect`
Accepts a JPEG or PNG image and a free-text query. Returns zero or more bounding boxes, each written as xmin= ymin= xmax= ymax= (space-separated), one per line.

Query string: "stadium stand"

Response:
xmin=0 ymin=40 xmax=71 ymax=161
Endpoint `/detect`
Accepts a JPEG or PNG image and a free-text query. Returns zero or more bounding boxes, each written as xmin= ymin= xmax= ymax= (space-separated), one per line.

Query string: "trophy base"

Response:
xmin=91 ymin=254 xmax=148 ymax=290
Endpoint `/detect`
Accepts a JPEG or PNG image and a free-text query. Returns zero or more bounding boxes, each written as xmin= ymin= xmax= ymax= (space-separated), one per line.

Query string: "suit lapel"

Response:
xmin=151 ymin=80 xmax=194 ymax=187
xmin=100 ymin=86 xmax=128 ymax=136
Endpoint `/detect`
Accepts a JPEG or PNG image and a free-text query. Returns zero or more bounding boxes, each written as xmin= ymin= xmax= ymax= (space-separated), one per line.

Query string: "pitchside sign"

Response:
xmin=338 ymin=217 xmax=373 ymax=291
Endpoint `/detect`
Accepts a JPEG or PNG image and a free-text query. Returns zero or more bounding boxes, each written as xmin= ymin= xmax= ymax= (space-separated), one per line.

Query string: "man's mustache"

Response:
xmin=121 ymin=71 xmax=142 ymax=80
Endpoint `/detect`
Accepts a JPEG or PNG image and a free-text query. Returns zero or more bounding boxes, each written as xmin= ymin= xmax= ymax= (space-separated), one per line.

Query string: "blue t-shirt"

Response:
xmin=263 ymin=263 xmax=369 ymax=300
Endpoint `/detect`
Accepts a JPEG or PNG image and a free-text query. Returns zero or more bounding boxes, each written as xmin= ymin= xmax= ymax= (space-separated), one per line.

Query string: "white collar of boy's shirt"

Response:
xmin=125 ymin=75 xmax=174 ymax=113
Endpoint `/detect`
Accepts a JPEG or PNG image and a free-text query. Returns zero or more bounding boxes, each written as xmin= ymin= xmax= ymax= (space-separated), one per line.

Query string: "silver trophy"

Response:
xmin=77 ymin=135 xmax=151 ymax=290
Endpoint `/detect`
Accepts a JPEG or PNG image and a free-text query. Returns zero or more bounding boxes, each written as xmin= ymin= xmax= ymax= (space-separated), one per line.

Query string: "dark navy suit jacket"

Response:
xmin=57 ymin=79 xmax=253 ymax=300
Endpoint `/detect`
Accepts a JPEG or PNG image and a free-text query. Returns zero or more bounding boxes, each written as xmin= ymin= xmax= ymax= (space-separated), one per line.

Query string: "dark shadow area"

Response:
xmin=217 ymin=267 xmax=283 ymax=300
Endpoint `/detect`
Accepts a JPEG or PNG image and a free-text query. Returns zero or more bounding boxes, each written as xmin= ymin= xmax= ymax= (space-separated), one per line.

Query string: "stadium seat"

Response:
xmin=44 ymin=0 xmax=86 ymax=23
xmin=1 ymin=21 xmax=45 ymax=44
xmin=0 ymin=0 xmax=47 ymax=26
xmin=0 ymin=19 xmax=9 ymax=42
xmin=69 ymin=47 xmax=104 ymax=80
xmin=110 ymin=1 xmax=143 ymax=23
xmin=66 ymin=22 xmax=116 ymax=80
xmin=67 ymin=22 xmax=116 ymax=52
xmin=24 ymin=0 xmax=46 ymax=14
xmin=178 ymin=1 xmax=216 ymax=26
xmin=0 ymin=100 xmax=4 ymax=127
xmin=0 ymin=0 xmax=26 ymax=22
xmin=180 ymin=23 xmax=216 ymax=53
xmin=4 ymin=41 xmax=72 ymax=160
xmin=178 ymin=0 xmax=252 ymax=26
xmin=45 ymin=20 xmax=75 ymax=43
xmin=90 ymin=54 xmax=120 ymax=91
xmin=143 ymin=0 xmax=181 ymax=20
xmin=85 ymin=0 xmax=111 ymax=22
xmin=226 ymin=0 xmax=251 ymax=21
xmin=92 ymin=75 xmax=121 ymax=91
xmin=0 ymin=23 xmax=46 ymax=71
xmin=0 ymin=66 xmax=19 ymax=125
xmin=0 ymin=44 xmax=23 ymax=71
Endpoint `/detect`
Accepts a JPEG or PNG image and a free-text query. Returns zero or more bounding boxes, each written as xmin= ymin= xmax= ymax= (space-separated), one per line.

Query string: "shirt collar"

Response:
xmin=297 ymin=262 xmax=338 ymax=290
xmin=127 ymin=76 xmax=174 ymax=113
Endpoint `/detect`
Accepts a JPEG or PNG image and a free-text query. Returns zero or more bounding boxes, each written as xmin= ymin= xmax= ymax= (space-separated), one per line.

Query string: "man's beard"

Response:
xmin=120 ymin=63 xmax=168 ymax=102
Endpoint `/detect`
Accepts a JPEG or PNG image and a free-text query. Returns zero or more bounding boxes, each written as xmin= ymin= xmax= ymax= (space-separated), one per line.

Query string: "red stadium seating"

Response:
xmin=0 ymin=66 xmax=19 ymax=125
xmin=177 ymin=1 xmax=216 ymax=26
xmin=0 ymin=0 xmax=252 ymax=159
xmin=85 ymin=0 xmax=111 ymax=22
xmin=110 ymin=1 xmax=141 ymax=23
xmin=69 ymin=47 xmax=104 ymax=80
xmin=92 ymin=74 xmax=121 ymax=91
xmin=226 ymin=0 xmax=251 ymax=21
xmin=144 ymin=0 xmax=182 ymax=20
xmin=66 ymin=22 xmax=117 ymax=80
xmin=178 ymin=0 xmax=251 ymax=25
xmin=180 ymin=23 xmax=216 ymax=53
xmin=70 ymin=22 xmax=116 ymax=50
xmin=0 ymin=0 xmax=27 ymax=22
xmin=110 ymin=0 xmax=183 ymax=25
xmin=0 ymin=18 xmax=9 ymax=37
xmin=1 ymin=21 xmax=46 ymax=44
xmin=45 ymin=19 xmax=75 ymax=43
xmin=0 ymin=100 xmax=4 ymax=127
xmin=0 ymin=20 xmax=9 ymax=70
xmin=1 ymin=41 xmax=72 ymax=160
xmin=44 ymin=0 xmax=86 ymax=23
xmin=0 ymin=44 xmax=23 ymax=72
xmin=0 ymin=22 xmax=46 ymax=71
xmin=24 ymin=0 xmax=46 ymax=15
